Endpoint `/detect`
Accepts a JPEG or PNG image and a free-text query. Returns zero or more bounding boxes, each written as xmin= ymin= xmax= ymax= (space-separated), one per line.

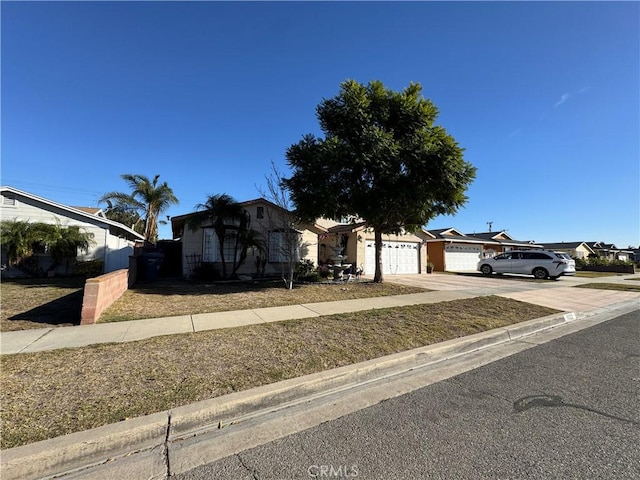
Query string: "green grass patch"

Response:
xmin=574 ymin=271 xmax=627 ymax=278
xmin=574 ymin=283 xmax=640 ymax=292
xmin=1 ymin=295 xmax=559 ymax=449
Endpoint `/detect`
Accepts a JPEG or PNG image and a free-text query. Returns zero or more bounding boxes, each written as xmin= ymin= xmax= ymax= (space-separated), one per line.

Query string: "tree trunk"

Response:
xmin=373 ymin=228 xmax=384 ymax=283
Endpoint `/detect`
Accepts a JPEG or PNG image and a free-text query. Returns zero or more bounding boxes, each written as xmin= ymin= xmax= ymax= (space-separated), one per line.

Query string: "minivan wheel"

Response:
xmin=533 ymin=268 xmax=548 ymax=279
xmin=480 ymin=264 xmax=492 ymax=275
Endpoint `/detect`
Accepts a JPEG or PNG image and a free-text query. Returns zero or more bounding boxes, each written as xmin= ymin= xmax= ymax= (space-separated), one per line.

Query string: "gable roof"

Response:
xmin=171 ymin=197 xmax=328 ymax=238
xmin=0 ymin=186 xmax=145 ymax=241
xmin=465 ymin=231 xmax=515 ymax=241
xmin=539 ymin=242 xmax=595 ymax=253
xmin=72 ymin=206 xmax=105 ymax=217
xmin=423 ymin=226 xmax=541 ymax=248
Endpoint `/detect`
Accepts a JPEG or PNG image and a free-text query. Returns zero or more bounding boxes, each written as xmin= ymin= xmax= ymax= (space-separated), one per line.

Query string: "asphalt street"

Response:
xmin=174 ymin=310 xmax=640 ymax=480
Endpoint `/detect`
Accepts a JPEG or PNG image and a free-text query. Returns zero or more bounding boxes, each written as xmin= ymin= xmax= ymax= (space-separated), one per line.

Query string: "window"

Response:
xmin=202 ymin=229 xmax=217 ymax=262
xmin=202 ymin=229 xmax=239 ymax=262
xmin=522 ymin=252 xmax=552 ymax=260
xmin=269 ymin=230 xmax=300 ymax=263
xmin=257 ymin=207 xmax=264 ymax=219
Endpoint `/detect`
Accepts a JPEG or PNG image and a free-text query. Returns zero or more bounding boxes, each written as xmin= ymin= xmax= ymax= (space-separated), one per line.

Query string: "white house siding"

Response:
xmin=1 ymin=189 xmax=142 ymax=274
xmin=105 ymin=235 xmax=135 ymax=272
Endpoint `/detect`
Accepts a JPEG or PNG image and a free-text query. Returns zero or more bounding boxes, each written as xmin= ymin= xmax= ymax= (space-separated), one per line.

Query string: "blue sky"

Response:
xmin=2 ymin=1 xmax=638 ymax=247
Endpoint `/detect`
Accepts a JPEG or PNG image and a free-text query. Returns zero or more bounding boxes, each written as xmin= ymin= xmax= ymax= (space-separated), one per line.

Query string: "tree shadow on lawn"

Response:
xmin=7 ymin=290 xmax=83 ymax=327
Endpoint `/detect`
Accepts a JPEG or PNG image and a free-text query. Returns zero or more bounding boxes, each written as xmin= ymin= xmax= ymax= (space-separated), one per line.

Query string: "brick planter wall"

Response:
xmin=80 ymin=269 xmax=129 ymax=325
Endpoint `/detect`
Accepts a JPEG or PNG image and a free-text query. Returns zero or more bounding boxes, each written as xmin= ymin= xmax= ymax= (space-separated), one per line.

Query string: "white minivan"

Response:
xmin=477 ymin=250 xmax=576 ymax=279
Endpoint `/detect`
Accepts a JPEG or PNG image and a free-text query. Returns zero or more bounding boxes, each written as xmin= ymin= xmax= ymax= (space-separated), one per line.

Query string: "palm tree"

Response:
xmin=100 ymin=174 xmax=179 ymax=243
xmin=47 ymin=224 xmax=95 ymax=273
xmin=0 ymin=220 xmax=38 ymax=267
xmin=187 ymin=194 xmax=265 ymax=279
xmin=0 ymin=220 xmax=95 ymax=275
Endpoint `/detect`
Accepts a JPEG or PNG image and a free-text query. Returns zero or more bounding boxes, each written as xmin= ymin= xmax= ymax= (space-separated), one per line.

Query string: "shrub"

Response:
xmin=72 ymin=260 xmax=104 ymax=278
xmin=318 ymin=264 xmax=331 ymax=279
xmin=295 ymin=259 xmax=315 ymax=278
xmin=194 ymin=263 xmax=221 ymax=281
xmin=299 ymin=272 xmax=321 ymax=283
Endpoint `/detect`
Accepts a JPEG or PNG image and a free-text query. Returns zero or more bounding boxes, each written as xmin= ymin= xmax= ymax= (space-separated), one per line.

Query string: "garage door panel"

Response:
xmin=444 ymin=244 xmax=482 ymax=272
xmin=365 ymin=240 xmax=419 ymax=275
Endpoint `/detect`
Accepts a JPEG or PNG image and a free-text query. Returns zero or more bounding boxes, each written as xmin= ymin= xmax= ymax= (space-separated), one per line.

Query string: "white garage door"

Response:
xmin=444 ymin=244 xmax=482 ymax=272
xmin=365 ymin=240 xmax=419 ymax=275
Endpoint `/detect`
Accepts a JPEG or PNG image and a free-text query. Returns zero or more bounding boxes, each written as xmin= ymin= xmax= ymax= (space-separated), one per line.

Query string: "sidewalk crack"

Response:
xmin=19 ymin=328 xmax=53 ymax=353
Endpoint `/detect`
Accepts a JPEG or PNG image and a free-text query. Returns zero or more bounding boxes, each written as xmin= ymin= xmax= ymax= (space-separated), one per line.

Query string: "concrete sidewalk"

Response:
xmin=1 ymin=290 xmax=474 ymax=355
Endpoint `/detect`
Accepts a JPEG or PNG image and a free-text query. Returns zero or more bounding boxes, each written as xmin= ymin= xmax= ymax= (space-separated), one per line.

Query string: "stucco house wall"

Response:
xmin=174 ymin=198 xmax=320 ymax=278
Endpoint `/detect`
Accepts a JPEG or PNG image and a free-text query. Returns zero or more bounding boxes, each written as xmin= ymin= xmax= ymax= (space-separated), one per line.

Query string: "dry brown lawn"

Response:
xmin=1 ymin=295 xmax=560 ymax=449
xmin=1 ymin=278 xmax=85 ymax=331
xmin=99 ymin=279 xmax=427 ymax=322
xmin=0 ymin=278 xmax=425 ymax=331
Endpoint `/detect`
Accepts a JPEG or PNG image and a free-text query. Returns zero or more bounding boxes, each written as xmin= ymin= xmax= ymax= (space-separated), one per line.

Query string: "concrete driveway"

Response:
xmin=375 ymin=272 xmax=640 ymax=314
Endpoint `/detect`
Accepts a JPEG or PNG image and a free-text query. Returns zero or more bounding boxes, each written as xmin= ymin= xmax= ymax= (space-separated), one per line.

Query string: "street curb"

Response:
xmin=2 ymin=301 xmax=637 ymax=480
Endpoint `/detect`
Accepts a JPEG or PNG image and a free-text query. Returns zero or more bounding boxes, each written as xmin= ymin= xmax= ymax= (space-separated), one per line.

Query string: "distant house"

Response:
xmin=0 ymin=186 xmax=144 ymax=274
xmin=423 ymin=228 xmax=541 ymax=272
xmin=314 ymin=218 xmax=429 ymax=276
xmin=586 ymin=242 xmax=633 ymax=262
xmin=539 ymin=242 xmax=595 ymax=259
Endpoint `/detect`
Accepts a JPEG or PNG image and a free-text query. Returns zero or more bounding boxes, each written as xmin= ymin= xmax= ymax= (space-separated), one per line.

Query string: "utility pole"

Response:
xmin=487 ymin=221 xmax=493 ymax=233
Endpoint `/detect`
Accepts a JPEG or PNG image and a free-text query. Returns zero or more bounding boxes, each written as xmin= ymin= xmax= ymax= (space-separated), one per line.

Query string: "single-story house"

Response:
xmin=585 ymin=242 xmax=633 ymax=262
xmin=538 ymin=242 xmax=595 ymax=259
xmin=171 ymin=198 xmax=325 ymax=278
xmin=0 ymin=186 xmax=145 ymax=274
xmin=423 ymin=228 xmax=542 ymax=272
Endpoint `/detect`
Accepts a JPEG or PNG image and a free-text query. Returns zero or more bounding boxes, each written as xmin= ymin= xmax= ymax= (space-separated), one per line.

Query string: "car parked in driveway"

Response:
xmin=477 ymin=250 xmax=576 ymax=279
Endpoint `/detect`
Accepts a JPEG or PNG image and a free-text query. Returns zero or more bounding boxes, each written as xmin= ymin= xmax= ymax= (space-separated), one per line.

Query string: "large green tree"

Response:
xmin=284 ymin=80 xmax=476 ymax=282
xmin=100 ymin=174 xmax=179 ymax=243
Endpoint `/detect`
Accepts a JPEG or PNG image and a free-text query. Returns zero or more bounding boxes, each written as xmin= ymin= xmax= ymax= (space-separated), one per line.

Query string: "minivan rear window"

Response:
xmin=522 ymin=252 xmax=552 ymax=260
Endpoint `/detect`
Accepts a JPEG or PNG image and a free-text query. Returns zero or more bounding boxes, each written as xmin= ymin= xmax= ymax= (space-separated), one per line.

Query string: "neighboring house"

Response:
xmin=423 ymin=228 xmax=542 ymax=272
xmin=586 ymin=242 xmax=633 ymax=261
xmin=538 ymin=242 xmax=595 ymax=259
xmin=315 ymin=218 xmax=430 ymax=275
xmin=171 ymin=198 xmax=325 ymax=278
xmin=0 ymin=186 xmax=145 ymax=274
